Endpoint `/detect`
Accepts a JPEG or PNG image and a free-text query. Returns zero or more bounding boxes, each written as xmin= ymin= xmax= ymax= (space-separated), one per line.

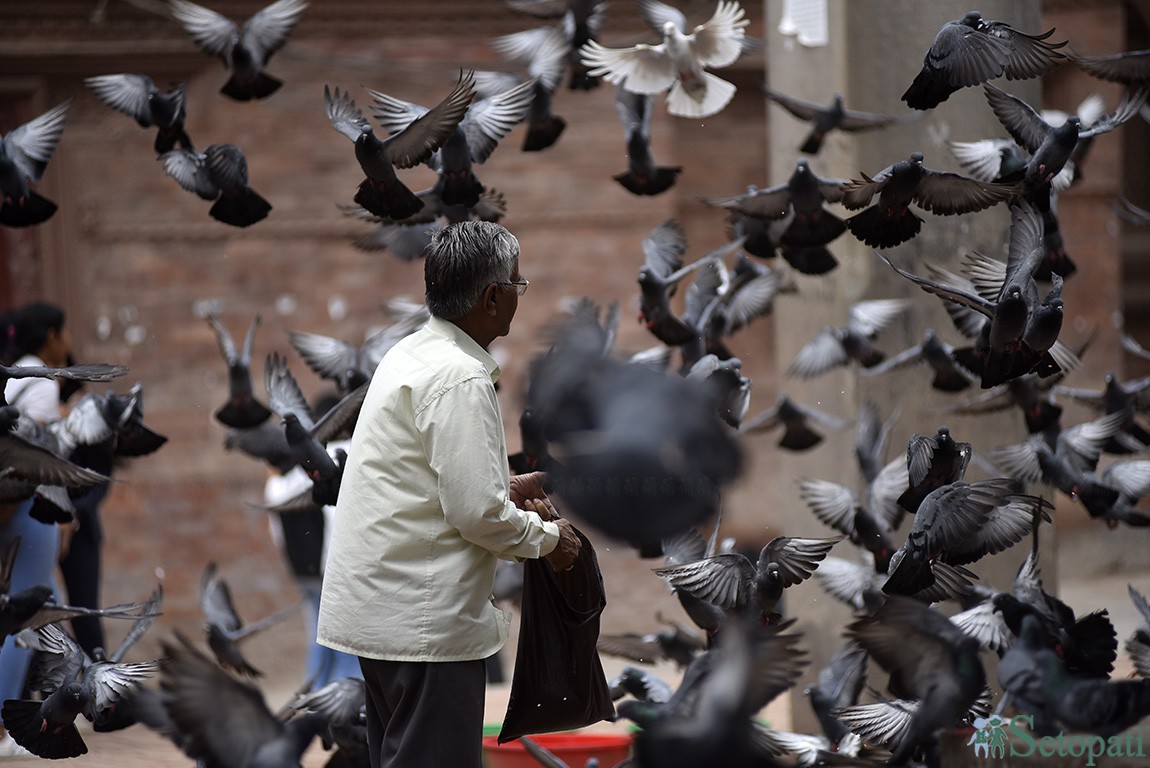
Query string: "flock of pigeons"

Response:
xmin=6 ymin=0 xmax=1150 ymax=767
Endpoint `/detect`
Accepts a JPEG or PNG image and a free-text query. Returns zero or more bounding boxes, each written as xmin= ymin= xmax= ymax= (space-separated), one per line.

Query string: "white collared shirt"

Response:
xmin=317 ymin=316 xmax=559 ymax=661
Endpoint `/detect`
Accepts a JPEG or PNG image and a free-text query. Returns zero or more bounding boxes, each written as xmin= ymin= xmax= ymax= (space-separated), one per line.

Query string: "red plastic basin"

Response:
xmin=482 ymin=732 xmax=633 ymax=768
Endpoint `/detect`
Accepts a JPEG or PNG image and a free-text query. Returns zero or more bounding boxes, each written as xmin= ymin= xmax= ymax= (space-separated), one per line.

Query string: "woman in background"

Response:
xmin=0 ymin=301 xmax=71 ymax=756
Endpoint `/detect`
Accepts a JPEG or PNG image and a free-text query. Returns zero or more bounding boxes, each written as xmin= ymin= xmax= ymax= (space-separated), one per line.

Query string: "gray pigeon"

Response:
xmin=0 ymin=99 xmax=71 ymax=228
xmin=848 ymin=596 xmax=987 ymax=764
xmin=169 ymin=0 xmax=308 ymax=101
xmin=611 ymin=86 xmax=681 ymax=196
xmin=786 ymin=299 xmax=909 ymax=379
xmin=883 ymin=478 xmax=1052 ymax=596
xmin=368 ymin=74 xmax=535 ymax=208
xmin=653 ymin=535 xmax=839 ymax=624
xmin=207 ymin=312 xmax=272 ymax=429
xmin=200 ymin=561 xmax=302 ymax=677
xmin=842 ymin=152 xmax=1020 ymax=248
xmin=902 ymin=12 xmax=1066 ymax=110
xmin=160 ymin=630 xmax=328 ymax=768
xmin=983 ymin=83 xmax=1146 ymax=208
xmin=160 ymin=143 xmax=271 ymax=227
xmin=85 ymin=74 xmax=192 ymax=154
xmin=616 ymin=615 xmax=807 ymax=768
xmin=324 ymin=76 xmax=476 ymax=221
xmin=1126 ymin=584 xmax=1150 ymax=678
xmin=762 ymin=87 xmax=918 ymax=154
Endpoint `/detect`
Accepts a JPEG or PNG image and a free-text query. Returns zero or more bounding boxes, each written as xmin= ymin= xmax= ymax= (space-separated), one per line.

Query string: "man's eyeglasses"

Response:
xmin=497 ymin=278 xmax=530 ymax=296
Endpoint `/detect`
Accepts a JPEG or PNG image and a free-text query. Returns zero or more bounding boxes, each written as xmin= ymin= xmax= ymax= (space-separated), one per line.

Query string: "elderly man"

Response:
xmin=318 ymin=220 xmax=581 ymax=768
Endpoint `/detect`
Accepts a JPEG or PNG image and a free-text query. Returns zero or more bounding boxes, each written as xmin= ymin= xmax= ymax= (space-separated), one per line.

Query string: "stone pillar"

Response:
xmin=763 ymin=0 xmax=1053 ymax=734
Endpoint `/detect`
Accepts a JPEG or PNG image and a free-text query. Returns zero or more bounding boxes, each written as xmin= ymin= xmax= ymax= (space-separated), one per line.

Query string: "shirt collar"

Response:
xmin=426 ymin=316 xmax=501 ymax=383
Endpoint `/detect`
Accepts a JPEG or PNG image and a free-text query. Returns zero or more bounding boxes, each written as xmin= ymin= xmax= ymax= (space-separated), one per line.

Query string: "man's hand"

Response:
xmin=543 ymin=517 xmax=581 ymax=572
xmin=510 ymin=471 xmax=548 ymax=507
xmin=522 ymin=496 xmax=558 ymax=522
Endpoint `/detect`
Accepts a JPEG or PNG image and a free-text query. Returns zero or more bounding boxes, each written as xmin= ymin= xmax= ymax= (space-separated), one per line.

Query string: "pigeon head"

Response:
xmin=962 ymin=11 xmax=983 ymax=28
xmin=62 ymin=681 xmax=89 ymax=708
xmin=909 ymin=151 xmax=925 ymax=165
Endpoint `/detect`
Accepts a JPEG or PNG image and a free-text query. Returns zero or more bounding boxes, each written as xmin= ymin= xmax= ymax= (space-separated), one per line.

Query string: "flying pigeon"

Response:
xmin=612 ymin=86 xmax=681 ymax=196
xmin=901 ymin=11 xmax=1067 ymax=110
xmin=159 ymin=630 xmax=328 ymax=768
xmin=761 ymin=86 xmax=920 ymax=154
xmin=85 ymin=74 xmax=192 ymax=154
xmin=206 ymin=312 xmax=272 ymax=429
xmin=160 ymin=143 xmax=272 ymax=227
xmin=841 ymin=152 xmax=1020 ymax=248
xmin=368 ymin=74 xmax=534 ymax=208
xmin=0 ymin=99 xmax=71 ymax=228
xmin=579 ymin=0 xmax=749 ymax=118
xmin=324 ymin=76 xmax=476 ymax=221
xmin=169 ymin=0 xmax=308 ymax=101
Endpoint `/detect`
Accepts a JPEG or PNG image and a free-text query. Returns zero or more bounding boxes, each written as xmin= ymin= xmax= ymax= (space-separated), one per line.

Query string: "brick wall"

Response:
xmin=0 ymin=1 xmax=774 ymax=635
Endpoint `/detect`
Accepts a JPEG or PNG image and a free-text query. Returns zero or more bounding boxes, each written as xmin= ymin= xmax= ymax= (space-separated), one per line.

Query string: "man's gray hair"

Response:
xmin=424 ymin=221 xmax=519 ymax=320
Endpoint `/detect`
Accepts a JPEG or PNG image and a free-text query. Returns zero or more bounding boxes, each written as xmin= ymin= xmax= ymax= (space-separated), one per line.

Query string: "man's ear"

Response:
xmin=480 ymin=283 xmax=500 ymax=316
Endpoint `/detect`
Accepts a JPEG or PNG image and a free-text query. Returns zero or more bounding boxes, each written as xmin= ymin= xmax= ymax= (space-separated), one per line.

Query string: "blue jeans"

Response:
xmin=299 ymin=578 xmax=361 ymax=687
xmin=0 ymin=499 xmax=59 ymax=719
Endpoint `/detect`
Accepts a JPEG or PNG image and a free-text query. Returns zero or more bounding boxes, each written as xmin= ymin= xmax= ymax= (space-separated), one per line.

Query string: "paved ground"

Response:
xmin=4 ymin=534 xmax=1147 ymax=767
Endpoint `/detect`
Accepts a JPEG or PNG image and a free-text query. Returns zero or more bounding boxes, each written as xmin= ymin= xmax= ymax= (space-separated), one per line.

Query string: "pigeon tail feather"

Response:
xmin=613 ymin=167 xmax=682 ymax=196
xmin=780 ymin=246 xmax=838 ymax=275
xmin=215 ymin=399 xmax=273 ymax=430
xmin=0 ymin=192 xmax=58 ymax=228
xmin=666 ymin=73 xmax=736 ymax=119
xmin=1 ymin=700 xmax=88 ymax=759
xmin=846 ymin=206 xmax=923 ymax=249
xmin=221 ymin=72 xmax=283 ymax=102
xmin=209 ymin=188 xmax=272 ymax=228
xmin=522 ymin=115 xmax=567 ymax=152
xmin=354 ymin=177 xmax=423 ymax=221
xmin=438 ymin=171 xmax=485 ymax=209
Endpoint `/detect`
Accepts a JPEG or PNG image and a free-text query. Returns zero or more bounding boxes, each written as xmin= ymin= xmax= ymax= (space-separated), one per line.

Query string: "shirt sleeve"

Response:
xmin=416 ymin=373 xmax=559 ymax=560
xmin=7 ymin=376 xmax=60 ymax=424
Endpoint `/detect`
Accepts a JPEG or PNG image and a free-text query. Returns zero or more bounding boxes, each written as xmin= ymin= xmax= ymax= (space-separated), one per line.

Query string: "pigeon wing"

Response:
xmin=240 ymin=0 xmax=308 ymax=66
xmin=653 ymin=553 xmax=755 ymax=611
xmin=913 ymin=168 xmax=1019 ymax=215
xmin=200 ymin=562 xmax=244 ymax=635
xmin=798 ymin=479 xmax=862 ymax=538
xmin=85 ymin=74 xmax=158 ymax=125
xmin=161 ymin=149 xmax=217 ymax=199
xmin=760 ymin=85 xmax=825 ymax=121
xmin=0 ymin=437 xmax=107 ymax=488
xmin=169 ymin=0 xmax=238 ymax=60
xmin=461 ymin=77 xmax=537 ymax=164
xmin=983 ymin=83 xmax=1051 ymax=154
xmin=763 ymin=535 xmax=839 ymax=587
xmin=786 ymin=328 xmax=848 ymax=379
xmin=579 ymin=40 xmax=676 ymax=95
xmin=689 ymin=0 xmax=748 ymax=70
xmin=263 ymin=352 xmax=314 ymax=430
xmin=376 ymin=72 xmax=478 ymax=170
xmin=159 ymin=631 xmax=283 ymax=768
xmin=3 ymin=100 xmax=71 ymax=182
xmin=286 ymin=331 xmax=357 ymax=384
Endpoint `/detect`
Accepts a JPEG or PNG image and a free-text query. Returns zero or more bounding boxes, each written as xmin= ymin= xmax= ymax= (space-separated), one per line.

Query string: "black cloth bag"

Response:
xmin=498 ymin=526 xmax=615 ymax=743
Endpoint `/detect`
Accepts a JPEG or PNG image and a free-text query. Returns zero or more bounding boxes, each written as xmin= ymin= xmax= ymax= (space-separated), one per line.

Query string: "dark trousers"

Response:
xmin=358 ymin=657 xmax=486 ymax=768
xmin=58 ymin=484 xmax=108 ymax=656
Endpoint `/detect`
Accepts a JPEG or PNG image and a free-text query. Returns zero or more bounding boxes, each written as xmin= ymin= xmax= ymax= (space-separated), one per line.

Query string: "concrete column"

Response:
xmin=763 ymin=0 xmax=1052 ymax=734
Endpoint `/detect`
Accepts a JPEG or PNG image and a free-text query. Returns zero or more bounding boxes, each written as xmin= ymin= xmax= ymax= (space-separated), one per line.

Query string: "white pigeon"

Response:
xmin=579 ymin=0 xmax=748 ymax=119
